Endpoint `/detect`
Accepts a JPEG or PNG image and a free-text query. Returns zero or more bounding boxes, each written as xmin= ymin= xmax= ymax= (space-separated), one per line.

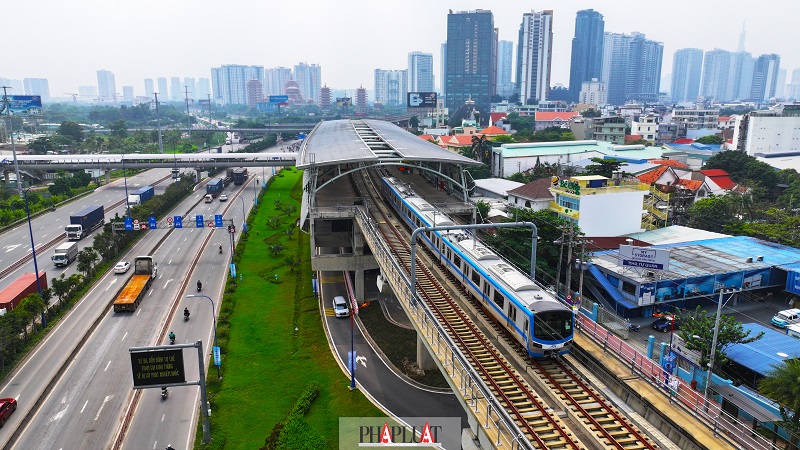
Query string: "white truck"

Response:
xmin=52 ymin=242 xmax=79 ymax=267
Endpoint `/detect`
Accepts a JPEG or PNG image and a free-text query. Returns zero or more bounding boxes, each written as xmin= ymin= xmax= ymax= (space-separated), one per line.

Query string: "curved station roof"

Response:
xmin=295 ymin=119 xmax=481 ymax=169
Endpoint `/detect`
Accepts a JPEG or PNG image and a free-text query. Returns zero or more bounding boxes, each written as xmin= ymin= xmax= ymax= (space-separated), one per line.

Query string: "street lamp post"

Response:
xmin=704 ymin=288 xmax=738 ymax=408
xmin=122 ymin=154 xmax=131 ymax=218
xmin=239 ymin=196 xmax=248 ymax=233
xmin=20 ymin=188 xmax=45 ymax=327
xmin=186 ymin=294 xmax=220 ymax=380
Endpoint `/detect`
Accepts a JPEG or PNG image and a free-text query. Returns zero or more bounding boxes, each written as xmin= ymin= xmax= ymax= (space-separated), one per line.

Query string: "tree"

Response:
xmin=491 ymin=134 xmax=515 ymax=144
xmin=626 ymin=138 xmax=652 ymax=146
xmin=686 ymin=195 xmax=742 ymax=232
xmin=759 ymin=359 xmax=800 ymax=444
xmin=584 ymin=158 xmax=625 ymax=178
xmin=409 ymin=116 xmax=420 ymax=129
xmin=695 ymin=134 xmax=724 ymax=145
xmin=677 ymin=306 xmax=763 ymax=371
xmin=580 ymin=108 xmax=602 ymax=118
xmin=109 ymin=120 xmax=128 ymax=139
xmin=77 ymin=247 xmax=99 ymax=277
xmin=475 ymin=200 xmax=491 ymax=222
xmin=506 ymin=112 xmax=535 ymax=135
xmin=57 ymin=121 xmax=85 ymax=142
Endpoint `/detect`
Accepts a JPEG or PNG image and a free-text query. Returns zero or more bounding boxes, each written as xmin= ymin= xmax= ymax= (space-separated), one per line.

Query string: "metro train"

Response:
xmin=381 ymin=177 xmax=573 ymax=358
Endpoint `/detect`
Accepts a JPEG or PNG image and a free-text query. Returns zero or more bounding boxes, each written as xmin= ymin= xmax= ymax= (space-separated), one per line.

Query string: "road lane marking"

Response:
xmin=80 ymin=400 xmax=88 ymax=413
xmin=161 ymin=413 xmax=165 ymax=422
xmin=94 ymin=395 xmax=113 ymax=420
xmin=105 ymin=278 xmax=118 ymax=291
xmin=121 ymin=332 xmax=128 ymax=341
xmin=168 ymin=259 xmax=173 ymax=265
xmin=104 ymin=360 xmax=111 ymax=371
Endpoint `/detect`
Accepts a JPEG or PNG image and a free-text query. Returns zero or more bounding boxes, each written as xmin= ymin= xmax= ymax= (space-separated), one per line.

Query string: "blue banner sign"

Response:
xmin=124 ymin=217 xmax=133 ymax=230
xmin=148 ymin=216 xmax=157 ymax=229
xmin=269 ymin=95 xmax=288 ymax=104
xmin=3 ymin=95 xmax=43 ymax=116
xmin=195 ymin=215 xmax=204 ymax=228
xmin=214 ymin=214 xmax=224 ymax=228
xmin=173 ymin=216 xmax=182 ymax=228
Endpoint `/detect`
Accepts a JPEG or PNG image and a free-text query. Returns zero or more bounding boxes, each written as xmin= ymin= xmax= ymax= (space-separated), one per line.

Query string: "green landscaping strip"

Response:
xmin=197 ymin=168 xmax=381 ymax=450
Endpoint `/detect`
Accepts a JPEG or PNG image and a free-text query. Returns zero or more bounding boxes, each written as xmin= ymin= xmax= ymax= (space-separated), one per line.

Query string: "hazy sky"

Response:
xmin=4 ymin=0 xmax=798 ymax=98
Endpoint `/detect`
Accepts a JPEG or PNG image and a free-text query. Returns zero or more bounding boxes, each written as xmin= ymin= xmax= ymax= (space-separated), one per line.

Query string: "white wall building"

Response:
xmin=631 ymin=115 xmax=658 ymax=142
xmin=408 ymin=51 xmax=434 ymax=93
xmin=517 ymin=10 xmax=553 ymax=105
xmin=374 ymin=69 xmax=408 ymax=107
xmin=96 ymin=69 xmax=117 ymax=103
xmin=579 ymin=78 xmax=607 ymax=106
xmin=743 ymin=115 xmax=800 ymax=155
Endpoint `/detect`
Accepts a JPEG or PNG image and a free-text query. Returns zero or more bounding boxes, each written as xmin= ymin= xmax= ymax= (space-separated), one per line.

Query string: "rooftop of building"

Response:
xmin=626 ymin=225 xmax=728 ymax=245
xmin=473 ymin=178 xmax=523 ymax=196
xmin=499 ymin=140 xmax=657 ymax=158
xmin=726 ymin=323 xmax=800 ymax=377
xmin=507 ymin=177 xmax=554 ymax=201
xmin=478 ymin=125 xmax=508 ymax=135
xmin=534 ymin=111 xmax=580 ymax=121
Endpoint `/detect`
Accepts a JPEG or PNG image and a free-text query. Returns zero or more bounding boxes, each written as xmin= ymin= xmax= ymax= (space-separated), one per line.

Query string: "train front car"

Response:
xmin=529 ymin=302 xmax=574 ymax=357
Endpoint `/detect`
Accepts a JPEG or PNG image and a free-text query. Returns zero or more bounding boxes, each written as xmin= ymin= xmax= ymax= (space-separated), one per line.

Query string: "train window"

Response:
xmin=534 ymin=311 xmax=573 ymax=340
xmin=523 ymin=318 xmax=529 ymax=335
xmin=508 ymin=304 xmax=517 ymax=322
xmin=453 ymin=255 xmax=461 ymax=270
xmin=483 ymin=282 xmax=490 ymax=298
xmin=471 ymin=269 xmax=480 ymax=286
xmin=493 ymin=291 xmax=504 ymax=308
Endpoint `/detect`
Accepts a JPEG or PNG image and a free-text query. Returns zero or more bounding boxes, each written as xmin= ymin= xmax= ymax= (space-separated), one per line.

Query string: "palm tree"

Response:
xmin=759 ymin=359 xmax=800 ymax=445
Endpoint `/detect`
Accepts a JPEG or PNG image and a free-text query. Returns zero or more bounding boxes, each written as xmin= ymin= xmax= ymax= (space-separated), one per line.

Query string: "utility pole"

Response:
xmin=153 ymin=93 xmax=164 ymax=153
xmin=555 ymin=226 xmax=566 ymax=297
xmin=565 ymin=221 xmax=575 ymax=302
xmin=207 ymin=93 xmax=212 ymax=125
xmin=1 ymin=86 xmax=23 ymax=198
xmin=184 ymin=86 xmax=192 ymax=138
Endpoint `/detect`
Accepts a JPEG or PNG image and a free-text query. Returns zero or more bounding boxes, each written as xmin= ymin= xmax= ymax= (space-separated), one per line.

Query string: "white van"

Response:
xmin=771 ymin=308 xmax=800 ymax=328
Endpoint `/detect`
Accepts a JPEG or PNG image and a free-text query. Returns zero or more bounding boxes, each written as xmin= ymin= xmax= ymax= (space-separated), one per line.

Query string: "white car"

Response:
xmin=332 ymin=296 xmax=349 ymax=318
xmin=219 ymin=194 xmax=228 ymax=202
xmin=113 ymin=261 xmax=131 ymax=274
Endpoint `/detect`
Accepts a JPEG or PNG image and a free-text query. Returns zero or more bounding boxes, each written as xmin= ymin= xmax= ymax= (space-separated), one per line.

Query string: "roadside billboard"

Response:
xmin=407 ymin=92 xmax=437 ymax=108
xmin=2 ymin=95 xmax=43 ymax=116
xmin=269 ymin=95 xmax=289 ymax=105
xmin=618 ymin=245 xmax=670 ymax=271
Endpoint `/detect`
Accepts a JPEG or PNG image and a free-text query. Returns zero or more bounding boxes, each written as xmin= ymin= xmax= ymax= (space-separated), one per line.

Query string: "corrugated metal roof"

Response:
xmin=725 ymin=323 xmax=800 ymax=377
xmin=473 ymin=178 xmax=523 ymax=196
xmin=296 ymin=119 xmax=480 ymax=169
xmin=627 ymin=225 xmax=728 ymax=245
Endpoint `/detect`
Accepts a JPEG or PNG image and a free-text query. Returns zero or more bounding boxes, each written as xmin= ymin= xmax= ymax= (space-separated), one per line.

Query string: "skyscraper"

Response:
xmin=601 ymin=32 xmax=662 ymax=105
xmin=266 ymin=67 xmax=292 ymax=96
xmin=210 ymin=65 xmax=265 ymax=105
xmin=246 ymin=79 xmax=263 ymax=107
xmin=408 ymin=51 xmax=434 ymax=92
xmin=23 ymin=78 xmax=50 ymax=101
xmin=671 ymin=48 xmax=703 ymax=102
xmin=440 ymin=42 xmax=447 ymax=97
xmin=517 ymin=10 xmax=553 ymax=105
xmin=568 ymin=9 xmax=604 ymax=103
xmin=144 ymin=79 xmax=155 ymax=97
xmin=157 ymin=77 xmax=169 ymax=101
xmin=294 ymin=63 xmax=321 ymax=103
xmin=374 ymin=69 xmax=408 ymax=106
xmin=701 ymin=49 xmax=738 ymax=102
xmin=122 ymin=86 xmax=134 ymax=102
xmin=197 ymin=78 xmax=211 ymax=100
xmin=445 ymin=9 xmax=497 ymax=122
xmin=97 ymin=69 xmax=117 ymax=102
xmin=184 ymin=77 xmax=196 ymax=100
xmin=496 ymin=40 xmax=514 ymax=97
xmin=170 ymin=77 xmax=182 ymax=101
xmin=751 ymin=54 xmax=781 ymax=101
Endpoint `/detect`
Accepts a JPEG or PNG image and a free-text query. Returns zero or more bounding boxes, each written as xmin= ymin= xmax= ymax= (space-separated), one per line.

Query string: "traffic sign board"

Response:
xmin=148 ymin=216 xmax=157 ymax=229
xmin=207 ymin=221 xmax=214 ymax=228
xmin=195 ymin=215 xmax=204 ymax=228
xmin=140 ymin=223 xmax=148 ymax=230
xmin=174 ymin=216 xmax=182 ymax=228
xmin=167 ymin=216 xmax=174 ymax=223
xmin=214 ymin=214 xmax=224 ymax=228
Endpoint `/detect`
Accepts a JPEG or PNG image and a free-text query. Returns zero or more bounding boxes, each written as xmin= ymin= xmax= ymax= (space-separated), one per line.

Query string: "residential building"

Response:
xmin=445 ymin=9 xmax=497 ymax=124
xmin=158 ymin=77 xmax=169 ymax=101
xmin=496 ymin=41 xmax=515 ymax=97
xmin=591 ymin=116 xmax=626 ymax=144
xmin=374 ymin=69 xmax=407 ymax=107
xmin=671 ymin=48 xmax=703 ymax=102
xmin=211 ymin=65 xmax=265 ymax=105
xmin=294 ymin=62 xmax=321 ymax=103
xmin=656 ymin=123 xmax=687 ymax=145
xmin=631 ymin=115 xmax=658 ymax=142
xmin=78 ymin=85 xmax=97 ymax=100
xmin=183 ymin=77 xmax=196 ymax=100
xmin=550 ymin=175 xmax=649 ymax=236
xmin=170 ymin=77 xmax=182 ymax=101
xmin=776 ymin=68 xmax=787 ymax=99
xmin=568 ymin=9 xmax=605 ymax=103
xmin=266 ymin=67 xmax=292 ymax=96
xmin=672 ymin=108 xmax=719 ymax=130
xmin=751 ymin=54 xmax=781 ymax=101
xmin=733 ymin=51 xmax=756 ymax=100
xmin=507 ymin=178 xmax=554 ymax=211
xmin=579 ymin=78 xmax=607 ymax=106
xmin=408 ymin=51 xmax=434 ymax=93
xmin=736 ymin=105 xmax=800 ymax=156
xmin=440 ymin=42 xmax=447 ymax=97
xmin=601 ymin=32 xmax=663 ymax=105
xmin=197 ymin=78 xmax=211 ymax=100
xmin=122 ymin=86 xmax=134 ymax=102
xmin=534 ymin=111 xmax=579 ymax=131
xmin=144 ymin=79 xmax=155 ymax=98
xmin=96 ymin=69 xmax=117 ymax=102
xmin=0 ymin=78 xmax=23 ymax=95
xmin=473 ymin=178 xmax=524 ymax=200
xmin=246 ymin=79 xmax=263 ymax=107
xmin=23 ymin=78 xmax=50 ymax=101
xmin=517 ymin=10 xmax=553 ymax=105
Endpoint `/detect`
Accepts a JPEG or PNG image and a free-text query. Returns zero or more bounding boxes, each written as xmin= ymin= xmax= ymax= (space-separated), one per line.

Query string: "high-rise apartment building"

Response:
xmin=751 ymin=54 xmax=781 ymax=101
xmin=197 ymin=78 xmax=211 ymax=100
xmin=579 ymin=78 xmax=607 ymax=105
xmin=517 ymin=10 xmax=553 ymax=105
xmin=144 ymin=79 xmax=155 ymax=97
xmin=374 ymin=69 xmax=407 ymax=106
xmin=23 ymin=78 xmax=50 ymax=101
xmin=246 ymin=79 xmax=263 ymax=107
xmin=294 ymin=63 xmax=321 ymax=103
xmin=568 ymin=9 xmax=605 ymax=103
xmin=440 ymin=42 xmax=447 ymax=97
xmin=496 ymin=40 xmax=514 ymax=97
xmin=776 ymin=68 xmax=787 ymax=99
xmin=97 ymin=69 xmax=117 ymax=102
xmin=445 ymin=9 xmax=496 ymax=121
xmin=266 ymin=67 xmax=292 ymax=96
xmin=184 ymin=77 xmax=196 ymax=100
xmin=671 ymin=48 xmax=703 ymax=102
xmin=170 ymin=77 xmax=182 ymax=101
xmin=408 ymin=51 xmax=434 ymax=93
xmin=157 ymin=77 xmax=169 ymax=101
xmin=0 ymin=78 xmax=23 ymax=95
xmin=122 ymin=86 xmax=134 ymax=102
xmin=78 ymin=85 xmax=97 ymax=100
xmin=601 ymin=32 xmax=662 ymax=105
xmin=211 ymin=65 xmax=265 ymax=105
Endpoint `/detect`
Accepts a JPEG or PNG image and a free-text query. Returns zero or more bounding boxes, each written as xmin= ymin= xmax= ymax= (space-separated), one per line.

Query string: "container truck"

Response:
xmin=206 ymin=178 xmax=224 ymax=197
xmin=112 ymin=256 xmax=158 ymax=312
xmin=0 ymin=272 xmax=48 ymax=312
xmin=233 ymin=168 xmax=248 ymax=185
xmin=66 ymin=205 xmax=104 ymax=240
xmin=51 ymin=242 xmax=79 ymax=267
xmin=127 ymin=186 xmax=155 ymax=207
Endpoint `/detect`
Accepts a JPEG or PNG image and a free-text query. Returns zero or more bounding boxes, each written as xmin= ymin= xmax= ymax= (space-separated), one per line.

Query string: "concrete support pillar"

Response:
xmin=416 ymin=333 xmax=437 ymax=370
xmin=195 ymin=168 xmax=202 ymax=183
xmin=647 ymin=335 xmax=655 ymax=359
xmin=105 ymin=171 xmax=111 ymax=185
xmin=354 ymin=268 xmax=365 ymax=304
xmin=3 ymin=171 xmax=8 ymax=185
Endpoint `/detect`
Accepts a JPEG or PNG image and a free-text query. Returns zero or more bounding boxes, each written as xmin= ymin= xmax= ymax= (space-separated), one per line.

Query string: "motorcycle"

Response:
xmin=197 ymin=281 xmax=202 ymax=292
xmin=628 ymin=323 xmax=640 ymax=332
xmin=218 ymin=245 xmax=223 ymax=254
xmin=184 ymin=310 xmax=190 ymax=322
xmin=161 ymin=387 xmax=169 ymax=400
xmin=169 ymin=333 xmax=176 ymax=345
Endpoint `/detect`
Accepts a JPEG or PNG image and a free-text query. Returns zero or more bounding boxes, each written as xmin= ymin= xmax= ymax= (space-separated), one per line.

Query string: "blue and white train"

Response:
xmin=381 ymin=177 xmax=573 ymax=357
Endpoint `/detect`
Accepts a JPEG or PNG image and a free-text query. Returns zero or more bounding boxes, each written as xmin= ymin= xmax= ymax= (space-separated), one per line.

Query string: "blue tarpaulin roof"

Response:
xmin=725 ymin=323 xmax=800 ymax=376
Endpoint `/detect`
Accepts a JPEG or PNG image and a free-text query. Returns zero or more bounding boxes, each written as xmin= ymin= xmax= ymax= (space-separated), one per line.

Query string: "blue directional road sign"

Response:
xmin=213 ymin=345 xmax=221 ymax=366
xmin=229 ymin=263 xmax=236 ymax=278
xmin=195 ymin=215 xmax=204 ymax=228
xmin=214 ymin=214 xmax=224 ymax=228
xmin=148 ymin=216 xmax=157 ymax=229
xmin=173 ymin=216 xmax=183 ymax=228
xmin=124 ymin=217 xmax=133 ymax=230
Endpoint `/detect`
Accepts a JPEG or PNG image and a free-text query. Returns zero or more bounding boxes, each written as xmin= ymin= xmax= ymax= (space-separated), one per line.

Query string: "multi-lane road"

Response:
xmin=0 ymin=159 xmax=261 ymax=449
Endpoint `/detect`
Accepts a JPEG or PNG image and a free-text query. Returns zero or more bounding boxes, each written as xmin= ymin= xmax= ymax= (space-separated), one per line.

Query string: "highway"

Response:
xmin=0 ymin=149 xmax=260 ymax=449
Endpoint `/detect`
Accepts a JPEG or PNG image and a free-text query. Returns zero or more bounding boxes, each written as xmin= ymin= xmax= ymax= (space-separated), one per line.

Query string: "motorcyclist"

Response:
xmin=184 ymin=307 xmax=190 ymax=318
xmin=218 ymin=244 xmax=223 ymax=254
xmin=161 ymin=387 xmax=168 ymax=398
xmin=169 ymin=331 xmax=175 ymax=343
xmin=166 ymin=445 xmax=175 ymax=450
xmin=197 ymin=280 xmax=202 ymax=291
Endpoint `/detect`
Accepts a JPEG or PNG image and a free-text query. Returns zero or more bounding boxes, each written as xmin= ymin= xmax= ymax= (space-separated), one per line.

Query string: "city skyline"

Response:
xmin=3 ymin=0 xmax=798 ymax=99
